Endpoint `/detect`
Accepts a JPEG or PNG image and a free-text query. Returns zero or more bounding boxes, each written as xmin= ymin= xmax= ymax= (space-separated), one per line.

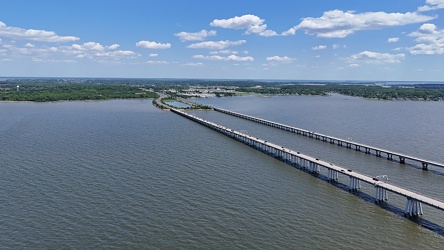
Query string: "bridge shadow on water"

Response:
xmin=402 ymin=162 xmax=444 ymax=176
xmin=285 ymin=161 xmax=444 ymax=237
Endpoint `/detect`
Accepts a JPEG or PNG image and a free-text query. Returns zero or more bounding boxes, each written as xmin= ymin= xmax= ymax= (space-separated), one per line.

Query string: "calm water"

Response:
xmin=1 ymin=96 xmax=444 ymax=249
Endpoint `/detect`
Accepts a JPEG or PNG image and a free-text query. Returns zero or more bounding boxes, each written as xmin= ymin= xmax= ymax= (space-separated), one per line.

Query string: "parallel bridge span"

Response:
xmin=171 ymin=108 xmax=444 ymax=218
xmin=213 ymin=107 xmax=444 ymax=171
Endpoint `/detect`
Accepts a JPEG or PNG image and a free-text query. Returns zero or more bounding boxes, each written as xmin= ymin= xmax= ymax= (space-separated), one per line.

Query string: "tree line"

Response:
xmin=0 ymin=84 xmax=158 ymax=102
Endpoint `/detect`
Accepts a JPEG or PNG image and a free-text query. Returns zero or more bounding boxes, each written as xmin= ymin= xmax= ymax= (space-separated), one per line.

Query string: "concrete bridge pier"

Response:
xmin=349 ymin=177 xmax=361 ymax=191
xmin=300 ymin=158 xmax=308 ymax=169
xmin=276 ymin=149 xmax=283 ymax=160
xmin=405 ymin=198 xmax=423 ymax=217
xmin=308 ymin=162 xmax=320 ymax=173
xmin=375 ymin=150 xmax=381 ymax=157
xmin=327 ymin=169 xmax=339 ymax=182
xmin=422 ymin=162 xmax=429 ymax=171
xmin=399 ymin=156 xmax=406 ymax=164
xmin=375 ymin=186 xmax=387 ymax=203
xmin=284 ymin=151 xmax=292 ymax=163
xmin=288 ymin=154 xmax=296 ymax=166
xmin=387 ymin=153 xmax=393 ymax=160
xmin=293 ymin=155 xmax=300 ymax=167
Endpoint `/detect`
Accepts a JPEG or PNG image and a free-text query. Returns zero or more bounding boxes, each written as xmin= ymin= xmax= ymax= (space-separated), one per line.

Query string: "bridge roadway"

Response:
xmin=212 ymin=107 xmax=444 ymax=171
xmin=171 ymin=108 xmax=444 ymax=217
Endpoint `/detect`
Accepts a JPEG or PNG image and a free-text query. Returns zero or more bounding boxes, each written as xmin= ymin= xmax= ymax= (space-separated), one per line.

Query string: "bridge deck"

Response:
xmin=213 ymin=107 xmax=444 ymax=170
xmin=171 ymin=108 xmax=444 ymax=213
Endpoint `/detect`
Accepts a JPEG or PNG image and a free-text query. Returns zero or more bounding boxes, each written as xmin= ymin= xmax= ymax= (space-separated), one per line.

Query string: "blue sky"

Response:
xmin=1 ymin=0 xmax=444 ymax=81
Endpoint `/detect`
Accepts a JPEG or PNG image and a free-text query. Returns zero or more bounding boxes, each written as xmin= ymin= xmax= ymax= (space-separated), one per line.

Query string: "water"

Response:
xmin=1 ymin=97 xmax=443 ymax=249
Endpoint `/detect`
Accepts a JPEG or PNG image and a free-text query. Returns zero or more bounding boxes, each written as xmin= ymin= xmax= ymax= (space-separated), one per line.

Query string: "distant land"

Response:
xmin=1 ymin=77 xmax=444 ymax=102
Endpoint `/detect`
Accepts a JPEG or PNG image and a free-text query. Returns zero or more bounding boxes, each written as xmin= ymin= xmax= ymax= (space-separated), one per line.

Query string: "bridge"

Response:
xmin=212 ymin=107 xmax=444 ymax=171
xmin=171 ymin=108 xmax=444 ymax=218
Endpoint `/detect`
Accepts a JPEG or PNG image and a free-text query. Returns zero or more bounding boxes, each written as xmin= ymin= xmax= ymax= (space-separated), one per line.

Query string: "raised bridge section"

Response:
xmin=171 ymin=108 xmax=444 ymax=218
xmin=213 ymin=107 xmax=444 ymax=171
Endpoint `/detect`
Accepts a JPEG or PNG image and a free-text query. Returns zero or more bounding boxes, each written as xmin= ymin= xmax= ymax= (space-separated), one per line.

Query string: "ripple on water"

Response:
xmin=1 ymin=99 xmax=443 ymax=249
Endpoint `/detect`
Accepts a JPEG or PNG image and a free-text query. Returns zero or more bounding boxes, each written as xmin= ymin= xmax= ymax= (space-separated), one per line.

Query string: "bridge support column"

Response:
xmin=293 ymin=157 xmax=299 ymax=167
xmin=422 ymin=162 xmax=428 ymax=171
xmin=273 ymin=148 xmax=278 ymax=158
xmin=300 ymin=159 xmax=307 ymax=169
xmin=365 ymin=148 xmax=370 ymax=154
xmin=276 ymin=149 xmax=282 ymax=160
xmin=291 ymin=155 xmax=297 ymax=165
xmin=349 ymin=177 xmax=361 ymax=191
xmin=289 ymin=155 xmax=295 ymax=166
xmin=284 ymin=152 xmax=291 ymax=163
xmin=405 ymin=198 xmax=423 ymax=217
xmin=328 ymin=169 xmax=338 ymax=182
xmin=375 ymin=186 xmax=387 ymax=203
xmin=387 ymin=153 xmax=393 ymax=160
xmin=399 ymin=156 xmax=405 ymax=164
xmin=375 ymin=151 xmax=381 ymax=157
xmin=308 ymin=162 xmax=319 ymax=173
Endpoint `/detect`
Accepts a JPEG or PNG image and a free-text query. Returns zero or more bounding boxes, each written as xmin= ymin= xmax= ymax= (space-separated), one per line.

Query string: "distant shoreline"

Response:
xmin=1 ymin=78 xmax=444 ymax=102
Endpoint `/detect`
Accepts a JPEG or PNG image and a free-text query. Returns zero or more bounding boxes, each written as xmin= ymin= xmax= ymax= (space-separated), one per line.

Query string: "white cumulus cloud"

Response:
xmin=136 ymin=40 xmax=171 ymax=49
xmin=407 ymin=23 xmax=444 ymax=55
xmin=95 ymin=50 xmax=139 ymax=58
xmin=192 ymin=54 xmax=254 ymax=61
xmin=210 ymin=14 xmax=278 ymax=37
xmin=347 ymin=51 xmax=405 ymax=64
xmin=187 ymin=40 xmax=246 ymax=50
xmin=0 ymin=21 xmax=79 ymax=42
xmin=266 ymin=56 xmax=295 ymax=66
xmin=108 ymin=44 xmax=120 ymax=50
xmin=282 ymin=10 xmax=436 ymax=38
xmin=388 ymin=37 xmax=400 ymax=43
xmin=1 ymin=41 xmax=140 ymax=62
xmin=193 ymin=55 xmax=225 ymax=60
xmin=72 ymin=42 xmax=105 ymax=51
xmin=418 ymin=0 xmax=444 ymax=11
xmin=209 ymin=50 xmax=238 ymax=55
xmin=175 ymin=29 xmax=216 ymax=42
xmin=226 ymin=55 xmax=254 ymax=61
xmin=312 ymin=45 xmax=327 ymax=50
xmin=267 ymin=56 xmax=295 ymax=63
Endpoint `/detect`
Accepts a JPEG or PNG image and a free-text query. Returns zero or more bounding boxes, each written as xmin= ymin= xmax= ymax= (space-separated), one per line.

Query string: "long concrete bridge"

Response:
xmin=212 ymin=107 xmax=444 ymax=171
xmin=171 ymin=108 xmax=444 ymax=218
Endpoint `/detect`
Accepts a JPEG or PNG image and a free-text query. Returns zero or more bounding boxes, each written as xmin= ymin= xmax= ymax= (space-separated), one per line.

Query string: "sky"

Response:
xmin=1 ymin=0 xmax=444 ymax=81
